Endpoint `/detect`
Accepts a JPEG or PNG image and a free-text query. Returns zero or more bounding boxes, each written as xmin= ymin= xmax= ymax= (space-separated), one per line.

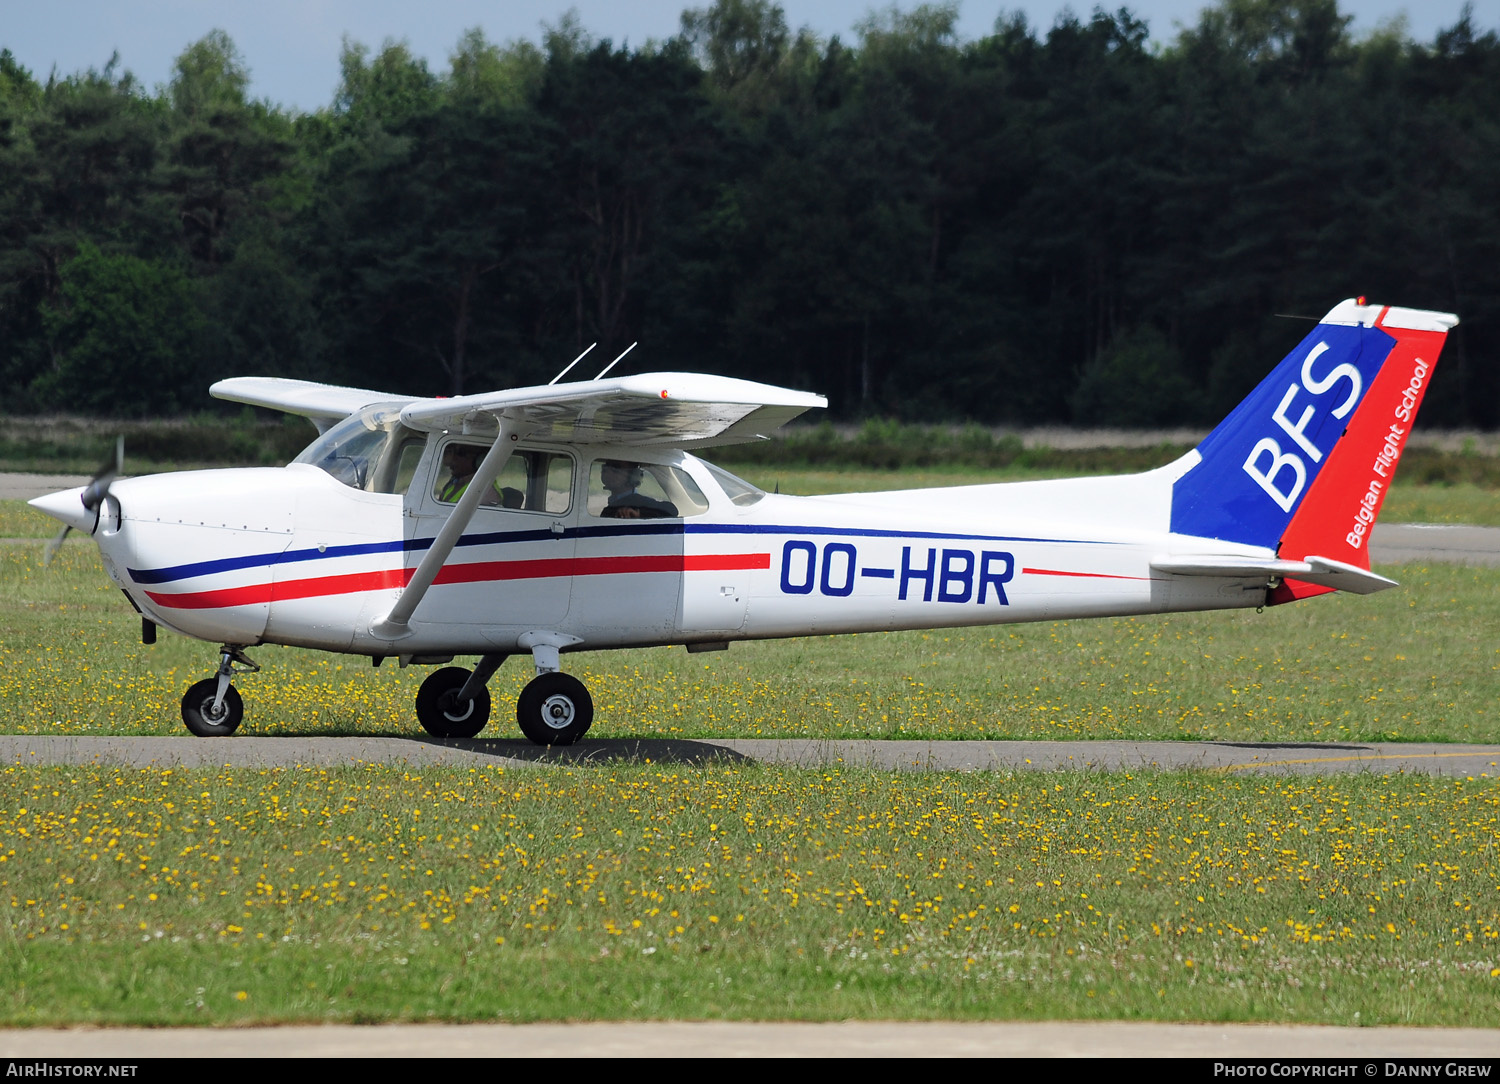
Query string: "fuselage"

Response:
xmin=81 ymin=433 xmax=1274 ymax=660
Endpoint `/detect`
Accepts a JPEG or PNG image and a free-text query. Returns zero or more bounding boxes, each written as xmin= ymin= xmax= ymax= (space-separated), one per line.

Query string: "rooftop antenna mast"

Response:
xmin=593 ymin=342 xmax=637 ymax=380
xmin=548 ymin=343 xmax=597 ymax=385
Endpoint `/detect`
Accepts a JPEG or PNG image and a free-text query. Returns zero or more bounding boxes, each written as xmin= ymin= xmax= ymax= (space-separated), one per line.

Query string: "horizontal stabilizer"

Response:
xmin=1152 ymin=554 xmax=1398 ymax=595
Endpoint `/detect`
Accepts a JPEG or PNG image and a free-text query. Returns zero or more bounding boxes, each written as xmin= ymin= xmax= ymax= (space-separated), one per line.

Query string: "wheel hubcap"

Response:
xmin=438 ymin=691 xmax=475 ymax=723
xmin=201 ymin=698 xmax=228 ymax=723
xmin=540 ymin=694 xmax=576 ymax=730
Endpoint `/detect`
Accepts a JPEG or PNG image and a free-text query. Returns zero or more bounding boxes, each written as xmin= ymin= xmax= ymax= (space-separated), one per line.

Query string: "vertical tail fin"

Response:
xmin=1170 ymin=300 xmax=1458 ymax=584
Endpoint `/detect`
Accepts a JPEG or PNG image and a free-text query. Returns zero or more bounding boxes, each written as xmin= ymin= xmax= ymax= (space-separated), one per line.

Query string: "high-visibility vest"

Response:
xmin=439 ymin=476 xmax=506 ymax=503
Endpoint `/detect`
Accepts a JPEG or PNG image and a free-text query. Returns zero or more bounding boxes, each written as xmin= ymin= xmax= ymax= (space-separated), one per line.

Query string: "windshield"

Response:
xmin=292 ymin=404 xmax=425 ymax=493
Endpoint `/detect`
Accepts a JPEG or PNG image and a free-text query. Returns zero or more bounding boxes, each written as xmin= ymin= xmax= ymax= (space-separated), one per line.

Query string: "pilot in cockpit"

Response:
xmin=599 ymin=460 xmax=677 ymax=519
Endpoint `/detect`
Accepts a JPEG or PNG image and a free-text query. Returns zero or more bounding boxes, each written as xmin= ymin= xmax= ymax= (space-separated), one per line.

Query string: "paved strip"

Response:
xmin=4 ymin=735 xmax=1497 ymax=776
xmin=0 ymin=473 xmax=89 ymax=500
xmin=1 ymin=1020 xmax=1498 ymax=1058
xmin=710 ymin=739 xmax=1500 ymax=775
xmin=1370 ymin=523 xmax=1500 ymax=566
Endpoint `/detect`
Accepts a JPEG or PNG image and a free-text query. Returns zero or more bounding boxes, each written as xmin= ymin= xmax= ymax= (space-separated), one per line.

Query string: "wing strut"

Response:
xmin=370 ymin=416 xmax=528 ymax=640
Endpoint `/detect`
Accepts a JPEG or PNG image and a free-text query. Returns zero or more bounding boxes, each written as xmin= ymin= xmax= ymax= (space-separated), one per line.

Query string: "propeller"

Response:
xmin=42 ymin=437 xmax=123 ymax=566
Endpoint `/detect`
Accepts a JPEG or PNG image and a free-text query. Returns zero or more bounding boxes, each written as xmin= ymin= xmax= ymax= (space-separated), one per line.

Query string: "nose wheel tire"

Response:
xmin=517 ymin=672 xmax=593 ymax=746
xmin=181 ymin=679 xmax=243 ymax=737
xmin=415 ymin=666 xmax=491 ymax=738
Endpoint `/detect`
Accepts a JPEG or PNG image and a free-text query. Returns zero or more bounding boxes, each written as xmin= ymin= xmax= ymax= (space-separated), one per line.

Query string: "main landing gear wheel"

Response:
xmin=181 ymin=678 xmax=243 ymax=737
xmin=416 ymin=666 xmax=491 ymax=738
xmin=516 ymin=672 xmax=593 ymax=746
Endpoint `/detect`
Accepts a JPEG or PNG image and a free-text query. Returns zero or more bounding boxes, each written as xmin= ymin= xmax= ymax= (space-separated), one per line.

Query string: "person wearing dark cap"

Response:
xmin=599 ymin=460 xmax=677 ymax=519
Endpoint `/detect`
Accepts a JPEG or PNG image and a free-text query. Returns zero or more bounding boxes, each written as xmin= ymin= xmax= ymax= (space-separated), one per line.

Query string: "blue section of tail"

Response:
xmin=1170 ymin=320 xmax=1396 ymax=549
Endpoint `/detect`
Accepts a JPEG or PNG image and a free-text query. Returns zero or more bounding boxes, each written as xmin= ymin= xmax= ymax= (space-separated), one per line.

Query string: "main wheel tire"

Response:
xmin=516 ymin=672 xmax=593 ymax=746
xmin=415 ymin=666 xmax=491 ymax=738
xmin=181 ymin=678 xmax=243 ymax=737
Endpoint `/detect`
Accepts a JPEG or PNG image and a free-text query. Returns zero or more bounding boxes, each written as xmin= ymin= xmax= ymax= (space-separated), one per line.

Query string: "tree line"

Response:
xmin=1 ymin=0 xmax=1497 ymax=427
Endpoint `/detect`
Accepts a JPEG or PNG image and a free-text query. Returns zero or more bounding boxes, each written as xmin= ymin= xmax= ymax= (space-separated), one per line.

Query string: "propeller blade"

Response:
xmin=80 ymin=436 xmax=124 ymax=512
xmin=41 ymin=524 xmax=71 ymax=566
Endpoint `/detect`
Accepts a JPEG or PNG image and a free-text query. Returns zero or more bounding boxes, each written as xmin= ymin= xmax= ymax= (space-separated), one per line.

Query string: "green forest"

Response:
xmin=1 ymin=0 xmax=1497 ymax=427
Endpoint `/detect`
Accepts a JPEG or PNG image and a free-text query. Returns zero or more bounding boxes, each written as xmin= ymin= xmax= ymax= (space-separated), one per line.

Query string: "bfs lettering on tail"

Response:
xmin=1243 ymin=340 xmax=1363 ymax=512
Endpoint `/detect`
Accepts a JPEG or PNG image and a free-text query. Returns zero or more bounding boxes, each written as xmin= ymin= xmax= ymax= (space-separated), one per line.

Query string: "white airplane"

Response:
xmin=30 ymin=299 xmax=1456 ymax=744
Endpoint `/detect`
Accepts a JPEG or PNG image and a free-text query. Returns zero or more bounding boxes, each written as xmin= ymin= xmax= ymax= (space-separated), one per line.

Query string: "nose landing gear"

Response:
xmin=181 ymin=646 xmax=259 ymax=737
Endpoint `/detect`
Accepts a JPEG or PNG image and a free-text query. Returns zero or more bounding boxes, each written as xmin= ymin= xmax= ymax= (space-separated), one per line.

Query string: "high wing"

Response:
xmin=380 ymin=372 xmax=823 ymax=636
xmin=213 ymin=372 xmax=827 ymax=449
xmin=396 ymin=372 xmax=826 ymax=448
xmin=211 ymin=377 xmax=416 ymax=433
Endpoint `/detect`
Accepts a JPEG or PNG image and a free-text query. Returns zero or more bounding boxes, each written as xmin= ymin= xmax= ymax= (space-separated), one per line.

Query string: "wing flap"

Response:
xmin=1152 ymin=554 xmax=1398 ymax=595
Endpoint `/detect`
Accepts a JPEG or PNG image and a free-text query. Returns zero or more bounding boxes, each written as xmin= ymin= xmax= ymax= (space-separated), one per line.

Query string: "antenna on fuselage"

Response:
xmin=548 ymin=343 xmax=597 ymax=385
xmin=593 ymin=341 xmax=637 ymax=380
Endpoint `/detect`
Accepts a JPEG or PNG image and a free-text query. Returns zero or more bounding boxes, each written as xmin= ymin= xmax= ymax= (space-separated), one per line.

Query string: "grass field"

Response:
xmin=1 ymin=763 xmax=1497 ymax=1026
xmin=1 ymin=468 xmax=1497 ymax=1027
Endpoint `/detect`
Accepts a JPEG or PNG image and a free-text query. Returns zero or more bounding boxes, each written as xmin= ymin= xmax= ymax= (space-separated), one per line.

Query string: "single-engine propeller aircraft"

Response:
xmin=30 ymin=299 xmax=1456 ymax=744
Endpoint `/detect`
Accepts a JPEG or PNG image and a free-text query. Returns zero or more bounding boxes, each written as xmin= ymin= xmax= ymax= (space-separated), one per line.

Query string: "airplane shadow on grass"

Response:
xmin=395 ymin=735 xmax=754 ymax=765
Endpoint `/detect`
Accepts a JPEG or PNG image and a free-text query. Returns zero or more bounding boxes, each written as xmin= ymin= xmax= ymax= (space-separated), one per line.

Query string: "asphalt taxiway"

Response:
xmin=3 ymin=1020 xmax=1499 ymax=1058
xmin=4 ymin=734 xmax=1498 ymax=776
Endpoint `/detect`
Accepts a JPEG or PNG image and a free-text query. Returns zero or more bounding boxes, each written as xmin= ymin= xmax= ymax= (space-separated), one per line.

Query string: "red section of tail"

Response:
xmin=1271 ymin=306 xmax=1452 ymax=603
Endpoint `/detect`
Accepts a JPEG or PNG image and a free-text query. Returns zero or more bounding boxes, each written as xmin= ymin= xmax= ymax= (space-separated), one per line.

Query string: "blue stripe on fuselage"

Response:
xmin=126 ymin=521 xmax=1114 ymax=585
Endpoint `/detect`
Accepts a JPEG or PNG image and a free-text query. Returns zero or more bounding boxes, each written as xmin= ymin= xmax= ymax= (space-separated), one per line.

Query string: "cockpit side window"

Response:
xmin=434 ymin=443 xmax=574 ymax=514
xmin=588 ymin=459 xmax=709 ymax=519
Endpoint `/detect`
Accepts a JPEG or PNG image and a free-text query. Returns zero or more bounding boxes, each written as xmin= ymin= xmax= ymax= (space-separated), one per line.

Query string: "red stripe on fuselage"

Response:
xmin=1022 ymin=567 xmax=1154 ymax=581
xmin=144 ymin=552 xmax=770 ymax=610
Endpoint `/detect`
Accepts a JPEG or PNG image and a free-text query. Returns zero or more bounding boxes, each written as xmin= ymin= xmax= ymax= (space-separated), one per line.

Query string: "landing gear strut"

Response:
xmin=515 ymin=632 xmax=593 ymax=746
xmin=181 ymin=646 xmax=258 ymax=737
xmin=411 ymin=637 xmax=596 ymax=746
